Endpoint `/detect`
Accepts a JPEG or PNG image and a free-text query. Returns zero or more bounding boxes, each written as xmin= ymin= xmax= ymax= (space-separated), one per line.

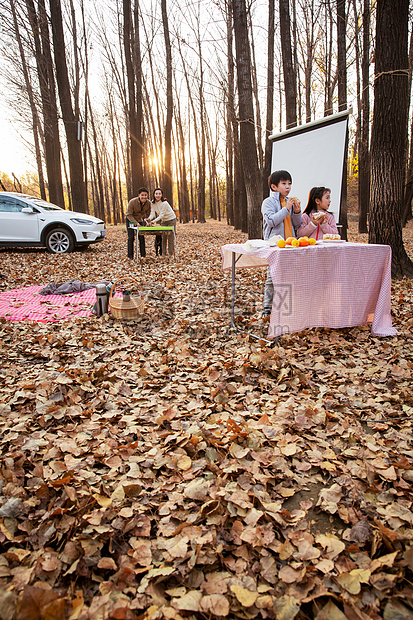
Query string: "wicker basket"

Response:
xmin=109 ymin=277 xmax=145 ymax=320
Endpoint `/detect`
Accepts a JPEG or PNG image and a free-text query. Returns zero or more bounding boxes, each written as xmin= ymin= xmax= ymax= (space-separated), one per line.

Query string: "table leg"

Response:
xmin=173 ymin=228 xmax=178 ymax=261
xmin=229 ymin=252 xmax=277 ymax=345
xmin=231 ymin=253 xmax=236 ymax=329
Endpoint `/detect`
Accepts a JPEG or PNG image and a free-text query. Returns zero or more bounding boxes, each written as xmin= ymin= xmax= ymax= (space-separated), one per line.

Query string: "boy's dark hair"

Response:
xmin=268 ymin=170 xmax=292 ymax=189
xmin=137 ymin=187 xmax=149 ymax=195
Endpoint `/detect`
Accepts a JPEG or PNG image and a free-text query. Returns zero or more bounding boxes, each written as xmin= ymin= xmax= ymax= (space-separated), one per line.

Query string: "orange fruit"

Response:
xmin=291 ymin=238 xmax=300 ymax=247
xmin=277 ymin=239 xmax=286 ymax=248
xmin=298 ymin=237 xmax=309 ymax=247
xmin=285 ymin=237 xmax=294 ymax=245
xmin=308 ymin=238 xmax=316 ymax=245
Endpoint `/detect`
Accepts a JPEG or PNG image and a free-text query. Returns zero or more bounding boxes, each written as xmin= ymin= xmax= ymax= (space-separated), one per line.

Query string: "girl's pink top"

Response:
xmin=297 ymin=210 xmax=339 ymax=240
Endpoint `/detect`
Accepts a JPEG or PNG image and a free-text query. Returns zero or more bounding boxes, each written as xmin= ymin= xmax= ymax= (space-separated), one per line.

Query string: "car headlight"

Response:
xmin=70 ymin=218 xmax=95 ymax=225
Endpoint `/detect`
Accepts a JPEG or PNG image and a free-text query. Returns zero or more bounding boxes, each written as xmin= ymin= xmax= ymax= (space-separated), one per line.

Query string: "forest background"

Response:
xmin=0 ymin=0 xmax=412 ymax=276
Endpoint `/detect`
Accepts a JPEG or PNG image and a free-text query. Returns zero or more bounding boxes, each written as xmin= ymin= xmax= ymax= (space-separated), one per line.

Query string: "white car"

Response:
xmin=0 ymin=192 xmax=105 ymax=254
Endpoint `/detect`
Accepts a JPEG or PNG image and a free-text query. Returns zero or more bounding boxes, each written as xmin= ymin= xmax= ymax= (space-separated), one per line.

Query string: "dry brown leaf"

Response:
xmin=171 ymin=590 xmax=202 ymax=611
xmin=200 ymin=594 xmax=230 ymax=616
xmin=1 ymin=221 xmax=413 ymax=619
xmin=336 ymin=569 xmax=370 ymax=594
xmin=230 ymin=584 xmax=259 ymax=607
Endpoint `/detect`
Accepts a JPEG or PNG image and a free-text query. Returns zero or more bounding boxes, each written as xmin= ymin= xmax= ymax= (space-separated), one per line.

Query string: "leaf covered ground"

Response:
xmin=0 ymin=220 xmax=413 ymax=620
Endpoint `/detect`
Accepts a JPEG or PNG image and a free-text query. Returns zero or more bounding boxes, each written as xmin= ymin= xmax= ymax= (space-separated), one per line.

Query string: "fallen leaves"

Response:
xmin=0 ymin=219 xmax=412 ymax=618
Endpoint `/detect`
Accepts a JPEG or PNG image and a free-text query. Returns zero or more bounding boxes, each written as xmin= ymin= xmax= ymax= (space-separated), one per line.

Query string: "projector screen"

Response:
xmin=270 ymin=111 xmax=349 ymax=224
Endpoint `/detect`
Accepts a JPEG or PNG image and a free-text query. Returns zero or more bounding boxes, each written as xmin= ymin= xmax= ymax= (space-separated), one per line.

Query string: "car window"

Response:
xmin=28 ymin=199 xmax=63 ymax=211
xmin=0 ymin=198 xmax=28 ymax=213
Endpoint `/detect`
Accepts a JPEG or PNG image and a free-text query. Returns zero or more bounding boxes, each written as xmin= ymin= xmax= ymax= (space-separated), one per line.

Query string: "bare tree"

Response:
xmin=49 ymin=0 xmax=87 ymax=212
xmin=263 ymin=0 xmax=275 ymax=197
xmin=123 ymin=0 xmax=144 ymax=197
xmin=9 ymin=0 xmax=46 ymax=200
xmin=369 ymin=0 xmax=413 ymax=278
xmin=297 ymin=0 xmax=320 ymax=124
xmin=320 ymin=0 xmax=335 ymax=116
xmin=336 ymin=0 xmax=347 ymax=112
xmin=176 ymin=36 xmax=202 ymax=222
xmin=232 ymin=0 xmax=262 ymax=238
xmin=25 ymin=0 xmax=64 ymax=206
xmin=279 ymin=0 xmax=297 ymax=128
xmin=161 ymin=0 xmax=173 ymax=205
xmin=247 ymin=9 xmax=263 ymax=171
xmin=358 ymin=0 xmax=370 ymax=233
xmin=402 ymin=27 xmax=413 ymax=226
xmin=174 ymin=97 xmax=190 ymax=223
xmin=197 ymin=14 xmax=206 ymax=223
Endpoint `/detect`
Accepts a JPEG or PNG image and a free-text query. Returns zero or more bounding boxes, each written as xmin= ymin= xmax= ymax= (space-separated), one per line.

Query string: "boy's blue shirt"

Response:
xmin=261 ymin=192 xmax=302 ymax=240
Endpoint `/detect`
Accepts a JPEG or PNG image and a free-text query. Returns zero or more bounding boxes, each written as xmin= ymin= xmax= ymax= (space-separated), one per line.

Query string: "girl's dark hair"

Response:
xmin=268 ymin=170 xmax=292 ymax=189
xmin=152 ymin=187 xmax=165 ymax=203
xmin=303 ymin=186 xmax=331 ymax=215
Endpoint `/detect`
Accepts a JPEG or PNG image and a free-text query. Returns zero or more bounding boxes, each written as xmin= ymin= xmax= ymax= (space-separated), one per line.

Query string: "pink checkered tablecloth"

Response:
xmin=221 ymin=241 xmax=397 ymax=337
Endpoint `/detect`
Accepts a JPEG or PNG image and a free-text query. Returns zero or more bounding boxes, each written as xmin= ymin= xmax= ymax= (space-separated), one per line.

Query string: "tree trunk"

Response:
xmin=198 ymin=33 xmax=206 ymax=223
xmin=247 ymin=11 xmax=263 ymax=171
xmin=291 ymin=0 xmax=301 ymax=125
xmin=133 ymin=2 xmax=144 ymax=189
xmin=177 ymin=38 xmax=202 ymax=222
xmin=263 ymin=0 xmax=275 ymax=198
xmin=79 ymin=0 xmax=89 ymax=213
xmin=26 ymin=0 xmax=64 ymax=207
xmin=279 ymin=0 xmax=297 ymax=129
xmin=174 ymin=99 xmax=190 ymax=223
xmin=358 ymin=0 xmax=370 ymax=233
xmin=233 ymin=121 xmax=248 ymax=232
xmin=323 ymin=1 xmax=334 ymax=116
xmin=123 ymin=0 xmax=143 ymax=197
xmin=232 ymin=0 xmax=262 ymax=239
xmin=87 ymin=95 xmax=105 ymax=221
xmin=337 ymin=0 xmax=347 ymax=112
xmin=161 ymin=0 xmax=173 ymax=205
xmin=352 ymin=0 xmax=360 ymax=172
xmin=225 ymin=0 xmax=235 ymax=226
xmin=302 ymin=0 xmax=318 ymax=124
xmin=49 ymin=0 xmax=86 ymax=213
xmin=10 ymin=0 xmax=46 ymax=200
xmin=403 ymin=120 xmax=413 ymax=226
xmin=402 ymin=27 xmax=413 ymax=226
xmin=336 ymin=0 xmax=348 ymax=237
xmin=369 ymin=0 xmax=413 ymax=278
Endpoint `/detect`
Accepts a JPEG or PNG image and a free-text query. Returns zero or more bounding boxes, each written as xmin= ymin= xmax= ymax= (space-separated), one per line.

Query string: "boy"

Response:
xmin=262 ymin=170 xmax=302 ymax=318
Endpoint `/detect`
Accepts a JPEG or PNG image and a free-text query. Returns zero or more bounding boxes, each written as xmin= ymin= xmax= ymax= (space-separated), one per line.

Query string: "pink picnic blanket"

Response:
xmin=0 ymin=285 xmax=102 ymax=322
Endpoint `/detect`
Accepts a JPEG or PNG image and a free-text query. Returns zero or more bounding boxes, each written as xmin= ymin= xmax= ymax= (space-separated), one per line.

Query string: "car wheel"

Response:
xmin=45 ymin=228 xmax=75 ymax=254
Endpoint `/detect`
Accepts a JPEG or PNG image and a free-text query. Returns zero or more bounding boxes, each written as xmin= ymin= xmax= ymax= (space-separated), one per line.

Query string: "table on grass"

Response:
xmin=221 ymin=240 xmax=397 ymax=340
xmin=130 ymin=225 xmax=178 ymax=261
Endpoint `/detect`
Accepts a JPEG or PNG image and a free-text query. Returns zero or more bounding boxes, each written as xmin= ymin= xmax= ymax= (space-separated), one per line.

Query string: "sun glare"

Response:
xmin=150 ymin=156 xmax=161 ymax=171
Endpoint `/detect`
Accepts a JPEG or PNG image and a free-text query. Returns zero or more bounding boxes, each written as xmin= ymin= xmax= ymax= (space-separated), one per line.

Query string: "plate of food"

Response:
xmin=322 ymin=234 xmax=345 ymax=242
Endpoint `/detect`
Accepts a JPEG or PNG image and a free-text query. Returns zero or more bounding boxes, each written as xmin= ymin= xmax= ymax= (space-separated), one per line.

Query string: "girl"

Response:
xmin=296 ymin=186 xmax=339 ymax=240
xmin=146 ymin=188 xmax=177 ymax=256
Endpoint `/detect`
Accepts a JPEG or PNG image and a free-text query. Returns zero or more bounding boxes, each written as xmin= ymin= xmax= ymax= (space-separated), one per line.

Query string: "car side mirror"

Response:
xmin=21 ymin=207 xmax=34 ymax=213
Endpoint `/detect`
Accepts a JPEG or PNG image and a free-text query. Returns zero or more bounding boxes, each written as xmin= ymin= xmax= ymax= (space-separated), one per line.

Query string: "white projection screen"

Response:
xmin=270 ymin=110 xmax=350 ymax=224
